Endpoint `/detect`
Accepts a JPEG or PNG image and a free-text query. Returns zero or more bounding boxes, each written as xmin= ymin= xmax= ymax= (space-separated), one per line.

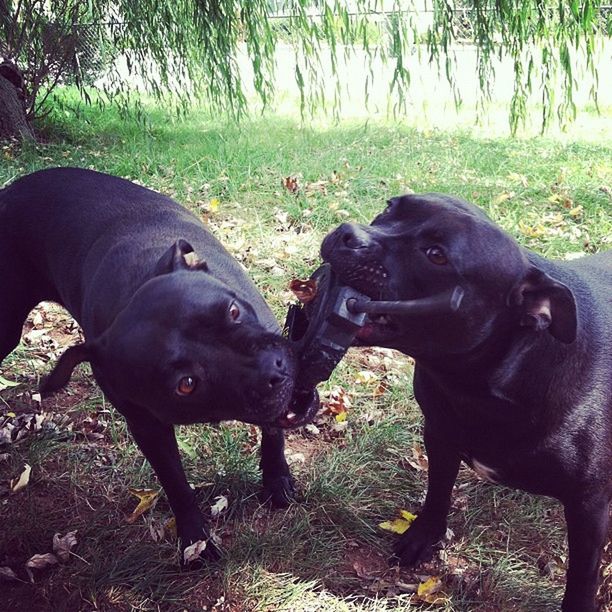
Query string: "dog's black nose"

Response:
xmin=258 ymin=348 xmax=290 ymax=391
xmin=338 ymin=223 xmax=378 ymax=251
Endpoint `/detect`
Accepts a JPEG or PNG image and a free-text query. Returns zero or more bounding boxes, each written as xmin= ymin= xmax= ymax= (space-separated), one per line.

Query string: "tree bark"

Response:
xmin=0 ymin=74 xmax=35 ymax=141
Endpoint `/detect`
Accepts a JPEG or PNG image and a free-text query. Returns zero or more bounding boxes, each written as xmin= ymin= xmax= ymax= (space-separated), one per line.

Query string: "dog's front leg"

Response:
xmin=395 ymin=424 xmax=460 ymax=565
xmin=561 ymin=493 xmax=609 ymax=612
xmin=259 ymin=426 xmax=295 ymax=507
xmin=124 ymin=415 xmax=221 ymax=564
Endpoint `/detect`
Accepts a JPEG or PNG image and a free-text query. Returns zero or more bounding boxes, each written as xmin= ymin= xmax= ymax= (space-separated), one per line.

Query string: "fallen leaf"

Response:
xmin=518 ymin=220 xmax=546 ymax=238
xmin=406 ymin=444 xmax=429 ymax=472
xmin=322 ymin=386 xmax=352 ymax=417
xmin=208 ymin=197 xmax=220 ymax=212
xmin=492 ymin=191 xmax=514 ymax=205
xmin=354 ymin=370 xmax=379 ymax=385
xmin=289 ymin=278 xmax=318 ymax=303
xmin=165 ymin=516 xmax=177 ymax=538
xmin=568 ymin=205 xmax=583 ymax=218
xmin=25 ymin=553 xmax=59 ymax=570
xmin=210 ymin=495 xmax=228 ymax=517
xmin=282 ymin=176 xmax=300 ymax=193
xmin=126 ymin=488 xmax=159 ymax=524
xmin=507 ymin=172 xmax=528 ymax=187
xmin=416 ymin=575 xmax=448 ymax=604
xmin=379 ymin=509 xmax=417 ymax=534
xmin=52 ymin=530 xmax=78 ymax=562
xmin=149 ymin=520 xmax=165 ymax=542
xmin=183 ymin=539 xmax=207 ymax=564
xmin=10 ymin=463 xmax=31 ymax=493
xmin=0 ymin=566 xmax=18 ymax=581
xmin=335 ymin=412 xmax=347 ymax=423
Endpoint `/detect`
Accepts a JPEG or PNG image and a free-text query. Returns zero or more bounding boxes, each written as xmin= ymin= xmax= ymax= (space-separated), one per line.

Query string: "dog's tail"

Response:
xmin=41 ymin=343 xmax=93 ymax=394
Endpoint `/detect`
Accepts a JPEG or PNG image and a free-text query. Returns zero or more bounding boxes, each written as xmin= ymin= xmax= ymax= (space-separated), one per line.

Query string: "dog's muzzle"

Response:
xmin=284 ymin=264 xmax=465 ymax=412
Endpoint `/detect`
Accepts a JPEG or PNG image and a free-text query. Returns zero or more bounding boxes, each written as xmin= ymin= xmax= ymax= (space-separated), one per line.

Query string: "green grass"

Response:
xmin=0 ymin=94 xmax=611 ymax=611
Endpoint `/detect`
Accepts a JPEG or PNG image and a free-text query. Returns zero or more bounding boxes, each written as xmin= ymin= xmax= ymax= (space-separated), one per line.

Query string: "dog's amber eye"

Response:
xmin=176 ymin=376 xmax=197 ymax=396
xmin=426 ymin=246 xmax=448 ymax=265
xmin=229 ymin=302 xmax=241 ymax=321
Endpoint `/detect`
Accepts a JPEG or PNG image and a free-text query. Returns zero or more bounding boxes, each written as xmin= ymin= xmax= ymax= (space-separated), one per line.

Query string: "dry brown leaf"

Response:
xmin=406 ymin=444 xmax=429 ymax=472
xmin=25 ymin=553 xmax=59 ymax=570
xmin=289 ymin=278 xmax=318 ymax=304
xmin=183 ymin=539 xmax=207 ymax=564
xmin=282 ymin=176 xmax=300 ymax=193
xmin=210 ymin=495 xmax=228 ymax=517
xmin=0 ymin=566 xmax=18 ymax=581
xmin=52 ymin=530 xmax=78 ymax=562
xmin=322 ymin=387 xmax=352 ymax=417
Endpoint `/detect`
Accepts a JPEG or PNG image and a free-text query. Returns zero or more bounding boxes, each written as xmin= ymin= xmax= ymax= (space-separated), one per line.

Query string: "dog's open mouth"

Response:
xmin=274 ymin=388 xmax=319 ymax=429
xmin=355 ymin=312 xmax=397 ymax=343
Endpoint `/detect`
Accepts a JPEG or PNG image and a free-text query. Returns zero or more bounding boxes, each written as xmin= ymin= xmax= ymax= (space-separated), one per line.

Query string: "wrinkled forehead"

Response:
xmin=376 ymin=193 xmax=502 ymax=240
xmin=116 ymin=273 xmax=246 ymax=334
xmin=378 ymin=193 xmax=491 ymax=224
xmin=374 ymin=193 xmax=526 ymax=274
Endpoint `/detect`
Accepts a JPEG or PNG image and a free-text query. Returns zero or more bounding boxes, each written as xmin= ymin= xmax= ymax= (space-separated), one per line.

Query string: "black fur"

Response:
xmin=322 ymin=193 xmax=611 ymax=611
xmin=0 ymin=167 xmax=317 ymax=563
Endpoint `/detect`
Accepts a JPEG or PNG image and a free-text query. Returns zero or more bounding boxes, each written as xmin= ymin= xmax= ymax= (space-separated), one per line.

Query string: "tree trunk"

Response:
xmin=0 ymin=74 xmax=35 ymax=141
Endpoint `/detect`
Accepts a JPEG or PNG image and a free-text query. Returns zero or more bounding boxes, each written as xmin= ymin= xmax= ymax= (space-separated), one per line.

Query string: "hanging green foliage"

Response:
xmin=0 ymin=0 xmax=607 ymax=134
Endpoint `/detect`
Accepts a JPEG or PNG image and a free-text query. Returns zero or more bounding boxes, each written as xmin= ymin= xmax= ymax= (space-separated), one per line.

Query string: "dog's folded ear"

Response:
xmin=40 ymin=343 xmax=94 ymax=395
xmin=155 ymin=239 xmax=208 ymax=274
xmin=509 ymin=267 xmax=577 ymax=343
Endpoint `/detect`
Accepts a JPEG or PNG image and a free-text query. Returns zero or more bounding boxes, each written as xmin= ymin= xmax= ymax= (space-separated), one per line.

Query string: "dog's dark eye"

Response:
xmin=228 ymin=302 xmax=241 ymax=322
xmin=425 ymin=246 xmax=448 ymax=265
xmin=176 ymin=376 xmax=197 ymax=396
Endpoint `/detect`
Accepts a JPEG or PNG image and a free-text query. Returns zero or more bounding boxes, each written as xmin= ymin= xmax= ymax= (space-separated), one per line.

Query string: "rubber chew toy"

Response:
xmin=285 ymin=263 xmax=465 ymax=393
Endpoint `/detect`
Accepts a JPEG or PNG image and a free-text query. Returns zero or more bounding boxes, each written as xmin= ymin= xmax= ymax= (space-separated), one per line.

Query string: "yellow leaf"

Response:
xmin=518 ymin=220 xmax=546 ymax=238
xmin=10 ymin=463 xmax=31 ymax=493
xmin=417 ymin=576 xmax=448 ymax=604
xmin=568 ymin=205 xmax=583 ymax=218
xmin=492 ymin=191 xmax=514 ymax=205
xmin=126 ymin=488 xmax=159 ymax=524
xmin=165 ymin=516 xmax=177 ymax=537
xmin=209 ymin=198 xmax=220 ymax=213
xmin=355 ymin=370 xmax=378 ymax=385
xmin=335 ymin=412 xmax=347 ymax=422
xmin=507 ymin=172 xmax=528 ymax=187
xmin=379 ymin=509 xmax=417 ymax=534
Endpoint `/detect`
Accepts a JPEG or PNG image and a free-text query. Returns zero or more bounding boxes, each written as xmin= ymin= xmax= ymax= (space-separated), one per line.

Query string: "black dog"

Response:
xmin=321 ymin=193 xmax=611 ymax=611
xmin=0 ymin=167 xmax=317 ymax=562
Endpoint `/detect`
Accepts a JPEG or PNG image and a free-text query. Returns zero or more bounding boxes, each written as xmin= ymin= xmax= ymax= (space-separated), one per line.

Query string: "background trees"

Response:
xmin=0 ymin=0 xmax=609 ymax=140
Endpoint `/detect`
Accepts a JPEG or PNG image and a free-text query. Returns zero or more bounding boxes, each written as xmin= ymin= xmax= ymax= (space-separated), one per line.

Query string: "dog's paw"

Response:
xmin=392 ymin=517 xmax=445 ymax=567
xmin=178 ymin=524 xmax=223 ymax=567
xmin=261 ymin=473 xmax=297 ymax=508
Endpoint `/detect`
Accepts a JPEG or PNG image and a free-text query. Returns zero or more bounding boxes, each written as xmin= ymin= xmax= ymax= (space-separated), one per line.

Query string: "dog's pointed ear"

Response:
xmin=154 ymin=239 xmax=208 ymax=275
xmin=40 ymin=343 xmax=95 ymax=395
xmin=509 ymin=267 xmax=577 ymax=343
